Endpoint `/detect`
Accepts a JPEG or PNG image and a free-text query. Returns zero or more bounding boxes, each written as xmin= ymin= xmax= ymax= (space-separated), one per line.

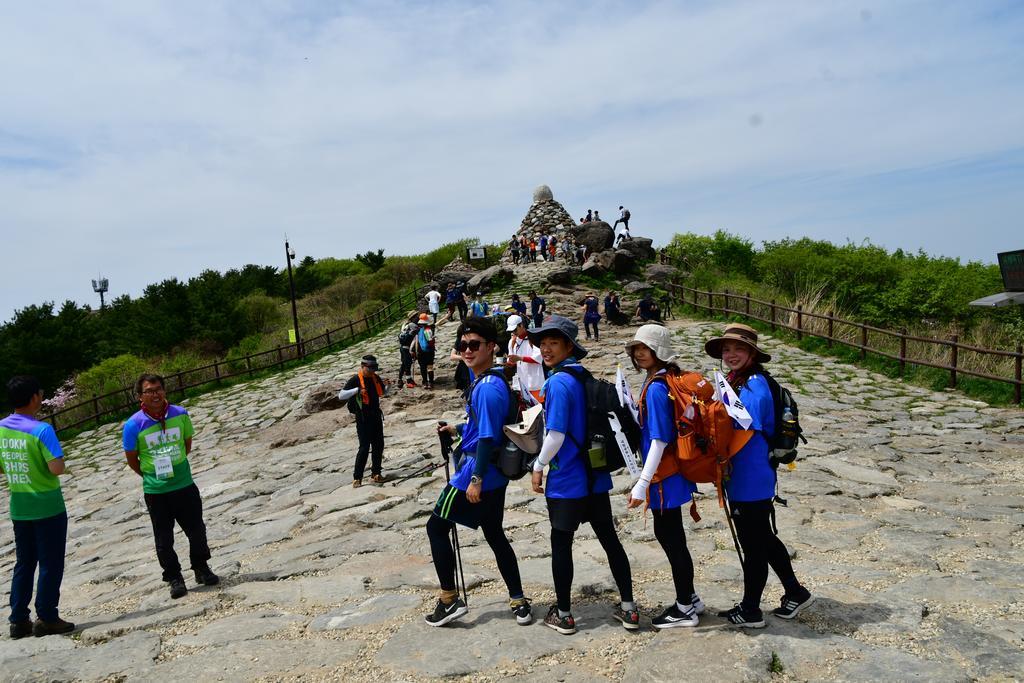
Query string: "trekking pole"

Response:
xmin=722 ymin=489 xmax=745 ymax=568
xmin=438 ymin=422 xmax=469 ymax=607
xmin=390 ymin=460 xmax=443 ymax=486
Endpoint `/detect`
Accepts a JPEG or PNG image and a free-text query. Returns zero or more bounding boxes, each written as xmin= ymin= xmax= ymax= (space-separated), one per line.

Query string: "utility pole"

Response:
xmin=91 ymin=276 xmax=109 ymax=310
xmin=285 ymin=238 xmax=302 ymax=356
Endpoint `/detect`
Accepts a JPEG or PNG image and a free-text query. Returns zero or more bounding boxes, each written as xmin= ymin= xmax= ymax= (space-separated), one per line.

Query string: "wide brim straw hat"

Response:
xmin=625 ymin=324 xmax=677 ymax=363
xmin=704 ymin=323 xmax=771 ymax=363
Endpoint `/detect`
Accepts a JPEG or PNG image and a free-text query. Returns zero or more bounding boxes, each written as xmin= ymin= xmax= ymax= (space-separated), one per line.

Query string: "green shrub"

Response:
xmin=236 ymin=292 xmax=284 ymax=334
xmin=76 ymin=354 xmax=148 ymax=405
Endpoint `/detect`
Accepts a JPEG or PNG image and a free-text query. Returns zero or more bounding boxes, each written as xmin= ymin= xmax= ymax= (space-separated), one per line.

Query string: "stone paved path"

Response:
xmin=2 ymin=275 xmax=1024 ymax=682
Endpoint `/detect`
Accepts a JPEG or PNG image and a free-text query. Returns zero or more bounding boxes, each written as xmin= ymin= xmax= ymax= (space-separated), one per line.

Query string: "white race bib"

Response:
xmin=152 ymin=443 xmax=177 ymax=480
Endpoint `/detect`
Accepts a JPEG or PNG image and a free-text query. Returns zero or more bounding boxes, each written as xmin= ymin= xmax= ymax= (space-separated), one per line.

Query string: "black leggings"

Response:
xmin=584 ymin=320 xmax=599 ymax=340
xmin=426 ymin=491 xmax=523 ymax=598
xmin=731 ymin=499 xmax=803 ymax=611
xmin=652 ymin=506 xmax=695 ymax=604
xmin=550 ymin=497 xmax=633 ymax=612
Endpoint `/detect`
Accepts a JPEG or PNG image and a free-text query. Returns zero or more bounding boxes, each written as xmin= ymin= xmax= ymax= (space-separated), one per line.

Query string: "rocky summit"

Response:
xmin=1 ymin=262 xmax=1023 ymax=682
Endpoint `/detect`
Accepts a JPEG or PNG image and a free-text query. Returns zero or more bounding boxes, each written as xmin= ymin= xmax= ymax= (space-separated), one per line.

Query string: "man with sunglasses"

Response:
xmin=123 ymin=373 xmax=218 ymax=600
xmin=425 ymin=318 xmax=531 ymax=627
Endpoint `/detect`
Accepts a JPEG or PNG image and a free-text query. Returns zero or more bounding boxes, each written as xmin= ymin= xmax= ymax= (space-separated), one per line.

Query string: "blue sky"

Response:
xmin=1 ymin=0 xmax=1022 ymax=319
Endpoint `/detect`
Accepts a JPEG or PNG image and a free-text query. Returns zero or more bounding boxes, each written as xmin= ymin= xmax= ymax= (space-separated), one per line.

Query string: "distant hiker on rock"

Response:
xmin=528 ymin=316 xmax=638 ymax=634
xmin=704 ymin=324 xmax=814 ymax=628
xmin=529 ymin=239 xmax=538 ymax=263
xmin=425 ymin=285 xmax=442 ymax=325
xmin=614 ymin=206 xmax=630 ymax=231
xmin=594 ymin=210 xmax=601 ymax=222
xmin=510 ymin=237 xmax=521 ymax=265
xmin=583 ymin=210 xmax=593 ymax=223
xmin=539 ymin=234 xmax=548 ymax=262
xmin=338 ymin=356 xmax=390 ymax=488
xmin=636 ymin=294 xmax=661 ymax=323
xmin=1 ymin=376 xmax=74 ymax=638
xmin=398 ymin=321 xmax=418 ymax=388
xmin=411 ymin=316 xmax=436 ymax=389
xmin=455 ymin=281 xmax=469 ymax=321
xmin=529 ymin=290 xmax=547 ymax=329
xmin=576 ymin=242 xmax=587 ymax=265
xmin=505 ymin=315 xmax=544 ymax=406
xmin=442 ymin=283 xmax=459 ymax=324
xmin=426 ymin=318 xmax=532 ymax=627
xmin=625 ymin=326 xmax=704 ymax=629
xmin=604 ymin=291 xmax=627 ymax=325
xmin=510 ymin=293 xmax=527 ymax=319
xmin=561 ymin=237 xmax=572 ymax=261
xmin=548 ymin=236 xmax=558 ymax=261
xmin=123 ymin=373 xmax=219 ymax=600
xmin=582 ymin=292 xmax=601 ymax=341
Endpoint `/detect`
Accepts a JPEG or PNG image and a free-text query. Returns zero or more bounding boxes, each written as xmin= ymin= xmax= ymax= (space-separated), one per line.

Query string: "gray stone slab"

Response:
xmin=2 ymin=631 xmax=161 ymax=683
xmin=223 ymin=574 xmax=368 ymax=607
xmin=835 ymin=646 xmax=968 ymax=682
xmin=80 ymin=599 xmax=216 ymax=644
xmin=172 ymin=610 xmax=306 ymax=647
xmin=308 ymin=594 xmax=421 ymax=631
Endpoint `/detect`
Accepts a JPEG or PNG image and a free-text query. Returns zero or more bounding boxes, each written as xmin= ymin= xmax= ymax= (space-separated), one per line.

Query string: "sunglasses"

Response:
xmin=455 ymin=339 xmax=488 ymax=352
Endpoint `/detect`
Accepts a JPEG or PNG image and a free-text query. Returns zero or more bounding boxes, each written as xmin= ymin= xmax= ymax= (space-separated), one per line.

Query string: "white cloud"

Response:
xmin=1 ymin=0 xmax=1022 ymax=318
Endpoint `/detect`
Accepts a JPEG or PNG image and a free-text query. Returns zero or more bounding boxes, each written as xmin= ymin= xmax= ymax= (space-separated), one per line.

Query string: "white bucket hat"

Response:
xmin=506 ymin=314 xmax=524 ymax=332
xmin=624 ymin=324 xmax=677 ymax=363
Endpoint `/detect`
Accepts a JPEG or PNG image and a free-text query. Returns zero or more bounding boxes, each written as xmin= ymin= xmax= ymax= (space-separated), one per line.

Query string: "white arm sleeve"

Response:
xmin=533 ymin=430 xmax=566 ymax=471
xmin=337 ymin=387 xmax=359 ymax=401
xmin=630 ymin=439 xmax=668 ymax=500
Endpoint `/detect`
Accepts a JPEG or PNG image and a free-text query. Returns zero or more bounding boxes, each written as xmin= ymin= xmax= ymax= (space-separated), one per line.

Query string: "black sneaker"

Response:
xmin=32 ymin=618 xmax=75 ymax=637
xmin=652 ymin=603 xmax=699 ymax=629
xmin=194 ymin=566 xmax=220 ymax=586
xmin=718 ymin=604 xmax=766 ymax=629
xmin=510 ymin=598 xmax=533 ymax=625
xmin=772 ymin=592 xmax=815 ymax=620
xmin=424 ymin=598 xmax=468 ymax=627
xmin=169 ymin=577 xmax=188 ymax=599
xmin=612 ymin=605 xmax=641 ymax=631
xmin=691 ymin=592 xmax=706 ymax=615
xmin=543 ymin=605 xmax=576 ymax=635
xmin=9 ymin=621 xmax=32 ymax=639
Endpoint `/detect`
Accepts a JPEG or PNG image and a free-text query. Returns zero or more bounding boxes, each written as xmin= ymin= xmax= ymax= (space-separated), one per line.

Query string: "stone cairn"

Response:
xmin=517 ymin=185 xmax=577 ymax=237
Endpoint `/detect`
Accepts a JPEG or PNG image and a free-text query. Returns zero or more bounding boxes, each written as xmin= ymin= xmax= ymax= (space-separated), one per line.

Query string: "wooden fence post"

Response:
xmin=214 ymin=360 xmax=221 ymax=385
xmin=723 ymin=289 xmax=730 ymax=317
xmin=349 ymin=320 xmax=355 ymax=340
xmin=707 ymin=290 xmax=713 ymax=314
xmin=277 ymin=346 xmax=283 ymax=364
xmin=246 ymin=356 xmax=253 ymax=377
xmin=770 ymin=301 xmax=776 ymax=331
xmin=796 ymin=305 xmax=803 ymax=340
xmin=826 ymin=312 xmax=834 ymax=348
xmin=325 ymin=328 xmax=331 ymax=346
xmin=860 ymin=324 xmax=867 ymax=360
xmin=950 ymin=335 xmax=958 ymax=388
xmin=745 ymin=292 xmax=751 ymax=317
xmin=175 ymin=371 xmax=183 ymax=396
xmin=92 ymin=394 xmax=100 ymax=427
xmin=899 ymin=328 xmax=907 ymax=376
xmin=1016 ymin=344 xmax=1022 ymax=405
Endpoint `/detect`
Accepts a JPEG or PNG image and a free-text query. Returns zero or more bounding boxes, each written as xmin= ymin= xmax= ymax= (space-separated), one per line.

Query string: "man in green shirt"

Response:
xmin=1 ymin=376 xmax=74 ymax=638
xmin=122 ymin=373 xmax=218 ymax=599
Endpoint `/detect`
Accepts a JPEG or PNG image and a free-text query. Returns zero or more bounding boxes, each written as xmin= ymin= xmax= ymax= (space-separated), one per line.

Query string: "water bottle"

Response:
xmin=588 ymin=434 xmax=607 ymax=469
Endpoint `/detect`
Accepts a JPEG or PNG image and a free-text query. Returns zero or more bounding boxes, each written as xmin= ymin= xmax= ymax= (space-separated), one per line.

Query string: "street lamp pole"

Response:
xmin=285 ymin=238 xmax=302 ymax=357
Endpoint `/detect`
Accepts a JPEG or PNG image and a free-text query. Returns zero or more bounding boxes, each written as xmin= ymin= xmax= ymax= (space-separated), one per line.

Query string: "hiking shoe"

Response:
xmin=194 ymin=566 xmax=220 ymax=586
xmin=352 ymin=479 xmax=362 ymax=488
xmin=9 ymin=621 xmax=32 ymax=639
xmin=543 ymin=605 xmax=576 ymax=635
xmin=612 ymin=605 xmax=641 ymax=631
xmin=692 ymin=592 xmax=706 ymax=615
xmin=424 ymin=597 xmax=468 ymax=627
xmin=406 ymin=381 xmax=416 ymax=388
xmin=718 ymin=604 xmax=766 ymax=629
xmin=370 ymin=474 xmax=385 ymax=484
xmin=652 ymin=603 xmax=699 ymax=629
xmin=32 ymin=618 xmax=75 ymax=637
xmin=510 ymin=597 xmax=533 ymax=625
xmin=169 ymin=577 xmax=188 ymax=599
xmin=772 ymin=592 xmax=815 ymax=620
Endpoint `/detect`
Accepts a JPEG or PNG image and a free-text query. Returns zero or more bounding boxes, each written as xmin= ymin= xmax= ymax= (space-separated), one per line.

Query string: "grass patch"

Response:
xmin=769 ymin=651 xmax=785 ymax=675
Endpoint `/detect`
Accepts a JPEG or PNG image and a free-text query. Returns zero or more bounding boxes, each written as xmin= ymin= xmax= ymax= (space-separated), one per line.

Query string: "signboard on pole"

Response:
xmin=998 ymin=249 xmax=1024 ymax=292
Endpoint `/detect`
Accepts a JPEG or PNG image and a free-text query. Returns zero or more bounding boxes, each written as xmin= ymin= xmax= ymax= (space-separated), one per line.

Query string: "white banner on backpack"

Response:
xmin=713 ymin=370 xmax=754 ymax=430
xmin=615 ymin=365 xmax=640 ymax=423
xmin=607 ymin=412 xmax=642 ymax=478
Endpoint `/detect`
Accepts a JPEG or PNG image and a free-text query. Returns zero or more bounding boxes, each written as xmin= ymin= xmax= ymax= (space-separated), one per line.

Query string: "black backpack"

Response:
xmin=398 ymin=326 xmax=416 ymax=347
xmin=760 ymin=369 xmax=807 ymax=468
xmin=464 ymin=368 xmax=532 ymax=480
xmin=550 ymin=365 xmax=641 ymax=474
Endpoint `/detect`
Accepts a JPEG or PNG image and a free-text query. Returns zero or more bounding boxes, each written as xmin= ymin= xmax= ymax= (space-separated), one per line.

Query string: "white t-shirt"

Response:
xmin=426 ymin=290 xmax=441 ymax=314
xmin=508 ymin=335 xmax=545 ymax=392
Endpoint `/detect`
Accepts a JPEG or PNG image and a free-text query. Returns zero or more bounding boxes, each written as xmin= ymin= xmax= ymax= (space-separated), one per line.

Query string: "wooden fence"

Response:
xmin=667 ymin=282 xmax=1023 ymax=405
xmin=44 ymin=284 xmax=431 ymax=434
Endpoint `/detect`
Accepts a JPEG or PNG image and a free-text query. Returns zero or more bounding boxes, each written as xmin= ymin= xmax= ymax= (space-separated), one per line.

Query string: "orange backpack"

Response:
xmin=650 ymin=370 xmax=754 ymax=506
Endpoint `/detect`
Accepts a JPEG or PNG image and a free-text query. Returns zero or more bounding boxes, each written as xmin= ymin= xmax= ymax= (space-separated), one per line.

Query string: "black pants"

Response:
xmin=426 ymin=487 xmax=523 ymax=598
xmin=456 ymin=300 xmax=468 ymax=321
xmin=613 ymin=218 xmax=629 ymax=231
xmin=549 ymin=493 xmax=633 ymax=612
xmin=144 ymin=484 xmax=211 ymax=582
xmin=417 ymin=350 xmax=435 ymax=386
xmin=584 ymin=320 xmax=599 ymax=340
xmin=652 ymin=507 xmax=696 ymax=604
xmin=354 ymin=410 xmax=384 ymax=480
xmin=10 ymin=512 xmax=67 ymax=623
xmin=532 ymin=313 xmax=544 ymax=329
xmin=399 ymin=348 xmax=413 ymax=381
xmin=731 ymin=499 xmax=804 ymax=611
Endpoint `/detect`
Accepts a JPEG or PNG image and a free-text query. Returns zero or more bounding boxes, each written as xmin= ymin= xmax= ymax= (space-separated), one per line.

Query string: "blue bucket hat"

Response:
xmin=527 ymin=314 xmax=588 ymax=360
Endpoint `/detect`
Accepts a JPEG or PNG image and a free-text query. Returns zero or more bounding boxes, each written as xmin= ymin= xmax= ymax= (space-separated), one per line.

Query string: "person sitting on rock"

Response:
xmin=625 ymin=326 xmax=704 ymax=629
xmin=583 ymin=210 xmax=592 ymax=223
xmin=427 ymin=318 xmax=532 ymax=627
xmin=338 ymin=356 xmax=390 ymax=487
xmin=636 ymin=294 xmax=661 ymax=322
xmin=604 ymin=290 xmax=626 ymax=325
xmin=528 ymin=316 xmax=638 ymax=635
xmin=704 ymin=324 xmax=814 ymax=628
xmin=123 ymin=373 xmax=219 ymax=600
xmin=594 ymin=210 xmax=601 ymax=222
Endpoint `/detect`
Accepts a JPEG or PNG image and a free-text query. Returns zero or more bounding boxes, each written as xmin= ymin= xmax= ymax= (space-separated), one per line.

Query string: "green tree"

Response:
xmin=355 ymin=248 xmax=387 ymax=273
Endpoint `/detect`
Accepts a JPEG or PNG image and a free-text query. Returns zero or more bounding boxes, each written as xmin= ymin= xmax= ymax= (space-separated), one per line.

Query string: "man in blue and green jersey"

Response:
xmin=122 ymin=373 xmax=218 ymax=600
xmin=1 ymin=375 xmax=74 ymax=639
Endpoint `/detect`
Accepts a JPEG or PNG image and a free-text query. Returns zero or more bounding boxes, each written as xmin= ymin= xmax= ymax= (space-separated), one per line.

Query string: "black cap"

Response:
xmin=361 ymin=355 xmax=379 ymax=369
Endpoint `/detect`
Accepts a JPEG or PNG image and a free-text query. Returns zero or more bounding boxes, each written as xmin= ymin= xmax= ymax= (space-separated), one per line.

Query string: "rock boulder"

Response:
xmin=545 ymin=267 xmax=575 ymax=285
xmin=467 ymin=265 xmax=513 ymax=291
xmin=303 ymin=381 xmax=347 ymax=413
xmin=570 ymin=222 xmax=615 ymax=253
xmin=611 ymin=249 xmax=638 ymax=274
xmin=644 ymin=263 xmax=678 ymax=283
xmin=617 ymin=237 xmax=656 ymax=261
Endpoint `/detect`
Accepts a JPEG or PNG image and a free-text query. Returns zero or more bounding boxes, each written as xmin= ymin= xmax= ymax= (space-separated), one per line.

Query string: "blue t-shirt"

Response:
xmin=451 ymin=373 xmax=510 ymax=493
xmin=469 ymin=301 xmax=490 ymax=317
xmin=531 ymin=297 xmax=546 ymax=316
xmin=640 ymin=377 xmax=696 ymax=510
xmin=511 ymin=300 xmax=527 ymax=317
xmin=724 ymin=373 xmax=776 ymax=502
xmin=446 ymin=289 xmax=459 ymax=304
xmin=583 ymin=298 xmax=601 ymax=322
xmin=542 ymin=362 xmax=613 ymax=499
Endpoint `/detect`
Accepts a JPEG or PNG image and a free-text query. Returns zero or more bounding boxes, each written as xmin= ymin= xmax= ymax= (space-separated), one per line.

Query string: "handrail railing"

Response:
xmin=666 ymin=280 xmax=1023 ymax=405
xmin=44 ymin=283 xmax=431 ymax=434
